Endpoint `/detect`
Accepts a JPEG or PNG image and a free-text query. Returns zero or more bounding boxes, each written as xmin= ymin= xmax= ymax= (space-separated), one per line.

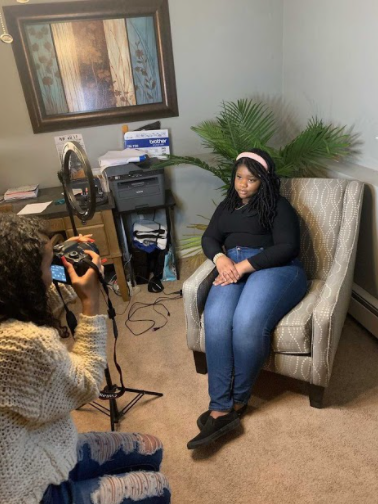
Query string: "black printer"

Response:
xmin=105 ymin=159 xmax=165 ymax=212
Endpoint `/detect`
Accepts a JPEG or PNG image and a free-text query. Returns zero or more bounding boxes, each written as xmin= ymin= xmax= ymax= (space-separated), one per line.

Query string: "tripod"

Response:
xmin=90 ymin=368 xmax=163 ymax=432
xmin=58 ymin=155 xmax=163 ymax=431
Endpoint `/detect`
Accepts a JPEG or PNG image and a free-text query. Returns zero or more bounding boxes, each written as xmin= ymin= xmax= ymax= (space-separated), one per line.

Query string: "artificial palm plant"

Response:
xmin=156 ymin=98 xmax=354 ymax=260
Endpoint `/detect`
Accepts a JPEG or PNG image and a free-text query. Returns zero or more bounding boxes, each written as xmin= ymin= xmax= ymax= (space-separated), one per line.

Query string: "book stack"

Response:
xmin=4 ymin=184 xmax=39 ymax=201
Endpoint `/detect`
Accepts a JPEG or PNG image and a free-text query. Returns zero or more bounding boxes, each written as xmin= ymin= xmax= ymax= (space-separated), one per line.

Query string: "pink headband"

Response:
xmin=236 ymin=152 xmax=268 ymax=171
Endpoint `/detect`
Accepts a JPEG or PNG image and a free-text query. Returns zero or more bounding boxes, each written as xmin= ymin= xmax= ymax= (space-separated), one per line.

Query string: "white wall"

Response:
xmin=282 ymin=0 xmax=378 ymax=171
xmin=0 ymin=0 xmax=283 ymax=243
xmin=282 ymin=0 xmax=378 ymax=303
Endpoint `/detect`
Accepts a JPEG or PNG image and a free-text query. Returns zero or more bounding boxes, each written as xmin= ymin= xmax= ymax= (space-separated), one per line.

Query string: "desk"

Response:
xmin=0 ymin=187 xmax=129 ymax=301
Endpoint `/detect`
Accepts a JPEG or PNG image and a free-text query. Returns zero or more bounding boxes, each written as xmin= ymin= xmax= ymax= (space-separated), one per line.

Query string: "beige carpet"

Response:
xmin=72 ymin=263 xmax=378 ymax=504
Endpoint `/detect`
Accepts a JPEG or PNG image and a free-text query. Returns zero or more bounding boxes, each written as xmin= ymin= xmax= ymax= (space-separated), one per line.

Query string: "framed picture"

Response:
xmin=4 ymin=0 xmax=178 ymax=133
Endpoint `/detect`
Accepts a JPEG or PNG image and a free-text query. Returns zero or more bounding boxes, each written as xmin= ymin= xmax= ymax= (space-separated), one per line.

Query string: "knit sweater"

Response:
xmin=0 ymin=285 xmax=108 ymax=504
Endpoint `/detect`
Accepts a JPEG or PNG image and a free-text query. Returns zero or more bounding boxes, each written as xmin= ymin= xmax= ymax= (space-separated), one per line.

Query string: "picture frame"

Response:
xmin=4 ymin=0 xmax=178 ymax=134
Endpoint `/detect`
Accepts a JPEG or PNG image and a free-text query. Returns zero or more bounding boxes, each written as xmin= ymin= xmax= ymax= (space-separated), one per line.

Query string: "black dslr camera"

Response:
xmin=51 ymin=240 xmax=99 ymax=284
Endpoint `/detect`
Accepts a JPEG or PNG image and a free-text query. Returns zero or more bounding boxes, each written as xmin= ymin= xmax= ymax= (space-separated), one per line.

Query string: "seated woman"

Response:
xmin=187 ymin=149 xmax=308 ymax=449
xmin=0 ymin=214 xmax=171 ymax=504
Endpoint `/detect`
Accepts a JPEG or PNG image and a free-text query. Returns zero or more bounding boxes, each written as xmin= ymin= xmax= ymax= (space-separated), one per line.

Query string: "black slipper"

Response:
xmin=187 ymin=410 xmax=240 ymax=449
xmin=197 ymin=404 xmax=248 ymax=430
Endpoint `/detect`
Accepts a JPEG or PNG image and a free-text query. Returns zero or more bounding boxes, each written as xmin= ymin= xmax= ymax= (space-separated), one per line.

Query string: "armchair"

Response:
xmin=182 ymin=178 xmax=364 ymax=408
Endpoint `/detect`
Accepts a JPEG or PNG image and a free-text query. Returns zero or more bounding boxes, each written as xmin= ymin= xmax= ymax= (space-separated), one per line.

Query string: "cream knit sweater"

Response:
xmin=0 ymin=285 xmax=108 ymax=503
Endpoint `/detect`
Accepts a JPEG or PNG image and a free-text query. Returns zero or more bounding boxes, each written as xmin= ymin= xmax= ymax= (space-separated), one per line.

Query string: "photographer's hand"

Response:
xmin=62 ymin=250 xmax=102 ymax=316
xmin=66 ymin=233 xmax=95 ymax=244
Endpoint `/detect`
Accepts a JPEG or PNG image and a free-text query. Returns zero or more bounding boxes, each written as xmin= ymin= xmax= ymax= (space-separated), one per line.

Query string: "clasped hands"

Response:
xmin=213 ymin=256 xmax=254 ymax=286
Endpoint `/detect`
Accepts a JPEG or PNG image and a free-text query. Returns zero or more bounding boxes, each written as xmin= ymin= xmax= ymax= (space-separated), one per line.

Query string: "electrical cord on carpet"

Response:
xmin=121 ymin=274 xmax=183 ymax=336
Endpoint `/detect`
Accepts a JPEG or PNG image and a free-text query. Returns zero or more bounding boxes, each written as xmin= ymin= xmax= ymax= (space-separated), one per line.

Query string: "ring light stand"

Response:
xmin=59 ymin=142 xmax=162 ymax=431
xmin=61 ymin=141 xmax=96 ymax=229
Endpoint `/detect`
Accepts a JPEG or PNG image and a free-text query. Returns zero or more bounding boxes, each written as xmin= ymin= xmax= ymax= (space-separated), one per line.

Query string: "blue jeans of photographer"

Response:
xmin=204 ymin=246 xmax=307 ymax=412
xmin=41 ymin=432 xmax=171 ymax=504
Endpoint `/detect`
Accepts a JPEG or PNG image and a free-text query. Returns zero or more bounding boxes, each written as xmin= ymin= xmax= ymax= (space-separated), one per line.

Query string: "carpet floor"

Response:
xmin=72 ymin=264 xmax=378 ymax=504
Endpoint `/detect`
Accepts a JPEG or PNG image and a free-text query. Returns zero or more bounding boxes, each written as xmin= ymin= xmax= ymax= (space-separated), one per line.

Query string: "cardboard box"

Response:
xmin=124 ymin=129 xmax=170 ymax=159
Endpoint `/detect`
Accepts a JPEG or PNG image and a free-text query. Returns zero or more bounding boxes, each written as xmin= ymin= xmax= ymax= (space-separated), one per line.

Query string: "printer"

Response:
xmin=105 ymin=159 xmax=165 ymax=213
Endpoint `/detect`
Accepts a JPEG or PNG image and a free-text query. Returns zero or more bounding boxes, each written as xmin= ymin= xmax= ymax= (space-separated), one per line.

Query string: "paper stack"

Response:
xmin=4 ymin=184 xmax=39 ymax=201
xmin=98 ymin=148 xmax=147 ymax=169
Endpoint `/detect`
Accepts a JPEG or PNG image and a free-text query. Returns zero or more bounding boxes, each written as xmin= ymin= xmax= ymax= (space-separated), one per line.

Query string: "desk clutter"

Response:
xmin=121 ymin=209 xmax=177 ymax=289
xmin=4 ymin=184 xmax=39 ymax=201
xmin=95 ymin=136 xmax=177 ymax=290
xmin=0 ymin=128 xmax=177 ymax=296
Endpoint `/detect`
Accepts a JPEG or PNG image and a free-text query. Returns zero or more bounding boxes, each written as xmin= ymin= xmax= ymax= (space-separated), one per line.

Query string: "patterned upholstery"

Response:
xmin=182 ymin=178 xmax=364 ymax=389
xmin=273 ymin=279 xmax=324 ymax=354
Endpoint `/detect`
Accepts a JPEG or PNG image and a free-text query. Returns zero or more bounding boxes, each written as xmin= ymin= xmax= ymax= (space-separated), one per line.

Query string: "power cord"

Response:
xmin=124 ymin=274 xmax=182 ymax=335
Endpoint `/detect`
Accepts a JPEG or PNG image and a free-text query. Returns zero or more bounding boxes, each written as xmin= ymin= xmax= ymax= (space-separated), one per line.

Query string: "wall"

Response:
xmin=0 ymin=0 xmax=284 ymax=242
xmin=282 ymin=0 xmax=378 ymax=311
xmin=282 ymin=0 xmax=378 ymax=171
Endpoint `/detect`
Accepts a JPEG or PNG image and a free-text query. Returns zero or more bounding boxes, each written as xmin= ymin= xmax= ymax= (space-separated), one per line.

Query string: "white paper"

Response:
xmin=54 ymin=133 xmax=87 ymax=165
xmin=17 ymin=202 xmax=52 ymax=215
xmin=98 ymin=148 xmax=147 ymax=168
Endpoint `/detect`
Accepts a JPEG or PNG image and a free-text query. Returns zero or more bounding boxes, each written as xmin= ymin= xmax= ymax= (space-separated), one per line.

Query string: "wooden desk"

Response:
xmin=1 ymin=187 xmax=129 ymax=301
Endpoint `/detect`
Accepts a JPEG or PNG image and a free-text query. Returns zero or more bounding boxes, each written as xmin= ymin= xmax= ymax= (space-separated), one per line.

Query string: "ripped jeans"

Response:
xmin=41 ymin=432 xmax=171 ymax=504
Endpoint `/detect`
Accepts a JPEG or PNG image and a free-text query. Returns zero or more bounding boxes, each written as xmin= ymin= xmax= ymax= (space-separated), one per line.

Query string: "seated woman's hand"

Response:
xmin=213 ymin=259 xmax=255 ymax=286
xmin=213 ymin=256 xmax=240 ymax=285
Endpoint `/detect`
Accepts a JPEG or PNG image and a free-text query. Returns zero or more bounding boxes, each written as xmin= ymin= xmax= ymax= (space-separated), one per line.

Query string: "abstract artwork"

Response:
xmin=4 ymin=0 xmax=178 ymax=133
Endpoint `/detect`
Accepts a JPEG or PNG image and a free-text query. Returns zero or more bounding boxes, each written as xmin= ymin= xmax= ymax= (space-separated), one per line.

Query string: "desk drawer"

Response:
xmin=48 ymin=218 xmax=65 ymax=232
xmin=64 ymin=213 xmax=103 ymax=229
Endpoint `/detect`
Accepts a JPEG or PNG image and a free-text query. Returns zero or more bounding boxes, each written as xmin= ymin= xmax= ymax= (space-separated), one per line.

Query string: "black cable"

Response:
xmin=124 ymin=280 xmax=182 ymax=335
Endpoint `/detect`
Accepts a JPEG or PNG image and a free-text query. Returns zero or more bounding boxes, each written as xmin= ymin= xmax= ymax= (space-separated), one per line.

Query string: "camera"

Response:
xmin=51 ymin=239 xmax=99 ymax=284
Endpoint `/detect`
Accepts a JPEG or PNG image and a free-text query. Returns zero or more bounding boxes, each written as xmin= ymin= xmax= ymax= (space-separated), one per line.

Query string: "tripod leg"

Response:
xmin=109 ymin=397 xmax=117 ymax=431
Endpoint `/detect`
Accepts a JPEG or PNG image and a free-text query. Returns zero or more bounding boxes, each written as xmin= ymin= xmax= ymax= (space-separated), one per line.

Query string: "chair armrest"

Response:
xmin=311 ymin=181 xmax=364 ymax=387
xmin=182 ymin=259 xmax=217 ymax=352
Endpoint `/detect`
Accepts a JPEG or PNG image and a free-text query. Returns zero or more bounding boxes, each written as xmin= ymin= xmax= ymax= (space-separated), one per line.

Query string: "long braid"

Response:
xmin=224 ymin=149 xmax=280 ymax=229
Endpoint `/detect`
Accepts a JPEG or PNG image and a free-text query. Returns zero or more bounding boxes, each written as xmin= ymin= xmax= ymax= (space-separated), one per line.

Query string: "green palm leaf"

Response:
xmin=192 ymin=99 xmax=277 ymax=159
xmin=279 ymin=118 xmax=353 ymax=176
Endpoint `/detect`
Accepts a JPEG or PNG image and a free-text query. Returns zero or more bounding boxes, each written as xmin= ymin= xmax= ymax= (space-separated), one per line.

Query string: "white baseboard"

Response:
xmin=349 ymin=286 xmax=378 ymax=339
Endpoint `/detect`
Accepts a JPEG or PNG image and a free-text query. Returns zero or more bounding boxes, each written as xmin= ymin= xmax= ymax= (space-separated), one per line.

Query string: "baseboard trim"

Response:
xmin=349 ymin=291 xmax=378 ymax=339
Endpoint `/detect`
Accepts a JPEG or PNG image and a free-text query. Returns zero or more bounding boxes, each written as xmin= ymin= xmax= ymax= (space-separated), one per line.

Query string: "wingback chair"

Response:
xmin=182 ymin=178 xmax=364 ymax=408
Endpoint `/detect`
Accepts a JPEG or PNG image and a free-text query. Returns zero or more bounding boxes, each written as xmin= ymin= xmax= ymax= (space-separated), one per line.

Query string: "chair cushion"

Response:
xmin=272 ymin=279 xmax=324 ymax=354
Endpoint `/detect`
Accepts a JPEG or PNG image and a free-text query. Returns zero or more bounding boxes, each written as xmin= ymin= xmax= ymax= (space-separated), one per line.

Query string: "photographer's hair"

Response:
xmin=0 ymin=214 xmax=68 ymax=337
xmin=224 ymin=148 xmax=281 ymax=229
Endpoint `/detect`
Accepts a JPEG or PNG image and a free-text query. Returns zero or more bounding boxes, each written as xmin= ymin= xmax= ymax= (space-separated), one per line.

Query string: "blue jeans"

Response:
xmin=41 ymin=432 xmax=171 ymax=504
xmin=204 ymin=247 xmax=307 ymax=411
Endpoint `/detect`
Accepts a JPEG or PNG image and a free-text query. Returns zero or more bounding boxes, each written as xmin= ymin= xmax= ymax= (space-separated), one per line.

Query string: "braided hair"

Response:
xmin=0 ymin=214 xmax=68 ymax=337
xmin=224 ymin=148 xmax=280 ymax=229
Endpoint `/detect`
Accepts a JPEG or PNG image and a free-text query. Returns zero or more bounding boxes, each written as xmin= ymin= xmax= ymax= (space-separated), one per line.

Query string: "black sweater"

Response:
xmin=201 ymin=197 xmax=300 ymax=270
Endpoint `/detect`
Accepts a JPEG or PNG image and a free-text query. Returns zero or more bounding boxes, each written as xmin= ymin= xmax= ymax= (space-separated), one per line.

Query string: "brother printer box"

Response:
xmin=124 ymin=129 xmax=170 ymax=159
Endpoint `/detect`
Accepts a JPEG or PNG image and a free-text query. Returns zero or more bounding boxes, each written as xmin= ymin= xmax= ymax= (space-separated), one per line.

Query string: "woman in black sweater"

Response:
xmin=187 ymin=149 xmax=307 ymax=449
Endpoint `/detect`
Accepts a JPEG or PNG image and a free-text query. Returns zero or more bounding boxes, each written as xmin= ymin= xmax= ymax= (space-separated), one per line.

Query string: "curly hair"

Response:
xmin=224 ymin=148 xmax=281 ymax=229
xmin=0 ymin=214 xmax=68 ymax=336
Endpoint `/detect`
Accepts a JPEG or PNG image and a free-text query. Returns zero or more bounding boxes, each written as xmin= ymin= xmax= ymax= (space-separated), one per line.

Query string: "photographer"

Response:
xmin=0 ymin=214 xmax=170 ymax=504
